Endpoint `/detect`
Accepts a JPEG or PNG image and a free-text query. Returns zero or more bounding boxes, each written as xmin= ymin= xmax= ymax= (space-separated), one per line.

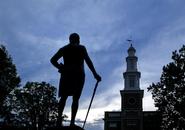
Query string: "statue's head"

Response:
xmin=69 ymin=33 xmax=80 ymax=45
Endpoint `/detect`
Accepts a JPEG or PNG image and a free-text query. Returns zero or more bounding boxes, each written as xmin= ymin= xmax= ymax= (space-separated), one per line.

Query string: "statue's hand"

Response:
xmin=58 ymin=63 xmax=64 ymax=74
xmin=58 ymin=68 xmax=64 ymax=73
xmin=94 ymin=73 xmax=101 ymax=82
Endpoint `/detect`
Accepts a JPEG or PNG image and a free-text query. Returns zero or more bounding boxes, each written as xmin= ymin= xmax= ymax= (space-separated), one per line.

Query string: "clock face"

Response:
xmin=123 ymin=93 xmax=141 ymax=109
xmin=128 ymin=97 xmax=136 ymax=105
xmin=121 ymin=91 xmax=144 ymax=110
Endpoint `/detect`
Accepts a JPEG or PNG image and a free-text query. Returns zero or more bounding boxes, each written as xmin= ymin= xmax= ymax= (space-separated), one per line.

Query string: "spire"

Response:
xmin=128 ymin=44 xmax=136 ymax=56
xmin=126 ymin=44 xmax=137 ymax=71
xmin=123 ymin=43 xmax=141 ymax=90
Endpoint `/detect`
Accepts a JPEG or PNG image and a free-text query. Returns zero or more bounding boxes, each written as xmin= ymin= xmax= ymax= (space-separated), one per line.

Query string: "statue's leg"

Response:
xmin=70 ymin=94 xmax=80 ymax=126
xmin=57 ymin=95 xmax=68 ymax=126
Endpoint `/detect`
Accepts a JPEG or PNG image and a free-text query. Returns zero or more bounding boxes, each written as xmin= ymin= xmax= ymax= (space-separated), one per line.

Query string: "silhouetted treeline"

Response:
xmin=148 ymin=45 xmax=185 ymax=129
xmin=0 ymin=44 xmax=21 ymax=122
xmin=0 ymin=45 xmax=65 ymax=130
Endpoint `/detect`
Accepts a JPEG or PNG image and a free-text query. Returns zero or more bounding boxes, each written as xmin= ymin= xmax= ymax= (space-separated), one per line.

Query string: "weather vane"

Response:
xmin=126 ymin=36 xmax=133 ymax=47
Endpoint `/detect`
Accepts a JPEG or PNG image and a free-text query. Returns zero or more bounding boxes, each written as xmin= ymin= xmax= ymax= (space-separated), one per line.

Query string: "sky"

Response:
xmin=1 ymin=0 xmax=185 ymax=129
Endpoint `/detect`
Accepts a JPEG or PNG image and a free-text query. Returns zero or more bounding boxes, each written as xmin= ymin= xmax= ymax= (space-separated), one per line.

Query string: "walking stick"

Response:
xmin=82 ymin=81 xmax=99 ymax=129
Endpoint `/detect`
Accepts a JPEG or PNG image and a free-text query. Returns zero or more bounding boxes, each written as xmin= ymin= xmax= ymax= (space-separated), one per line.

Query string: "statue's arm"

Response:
xmin=84 ymin=47 xmax=101 ymax=81
xmin=50 ymin=48 xmax=64 ymax=70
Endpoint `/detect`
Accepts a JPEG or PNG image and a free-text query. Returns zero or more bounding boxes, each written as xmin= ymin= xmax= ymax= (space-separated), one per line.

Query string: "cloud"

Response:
xmin=138 ymin=17 xmax=185 ymax=87
xmin=72 ymin=19 xmax=185 ymax=121
xmin=143 ymin=94 xmax=157 ymax=111
xmin=60 ymin=75 xmax=123 ymax=124
xmin=1 ymin=1 xmax=185 ymax=130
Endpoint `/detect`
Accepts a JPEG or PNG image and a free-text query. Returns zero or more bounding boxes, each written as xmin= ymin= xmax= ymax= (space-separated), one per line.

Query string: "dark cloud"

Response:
xmin=1 ymin=0 xmax=185 ymax=130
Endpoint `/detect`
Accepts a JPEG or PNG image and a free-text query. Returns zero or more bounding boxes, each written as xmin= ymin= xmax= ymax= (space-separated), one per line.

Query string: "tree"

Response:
xmin=6 ymin=82 xmax=58 ymax=129
xmin=148 ymin=45 xmax=185 ymax=130
xmin=0 ymin=45 xmax=21 ymax=119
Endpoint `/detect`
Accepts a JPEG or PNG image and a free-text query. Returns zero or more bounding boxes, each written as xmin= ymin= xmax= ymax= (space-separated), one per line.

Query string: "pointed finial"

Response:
xmin=127 ymin=38 xmax=136 ymax=55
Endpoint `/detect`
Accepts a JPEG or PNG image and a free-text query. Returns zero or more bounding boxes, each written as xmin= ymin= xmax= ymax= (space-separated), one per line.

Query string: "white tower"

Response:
xmin=120 ymin=43 xmax=144 ymax=130
xmin=124 ymin=44 xmax=141 ymax=90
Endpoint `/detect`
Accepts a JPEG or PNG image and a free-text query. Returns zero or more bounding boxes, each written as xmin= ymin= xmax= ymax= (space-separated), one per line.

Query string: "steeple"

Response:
xmin=128 ymin=44 xmax=136 ymax=56
xmin=123 ymin=44 xmax=141 ymax=90
xmin=120 ymin=43 xmax=144 ymax=130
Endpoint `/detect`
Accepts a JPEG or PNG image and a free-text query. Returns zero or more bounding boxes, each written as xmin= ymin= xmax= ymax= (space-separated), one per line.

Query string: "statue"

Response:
xmin=50 ymin=33 xmax=101 ymax=128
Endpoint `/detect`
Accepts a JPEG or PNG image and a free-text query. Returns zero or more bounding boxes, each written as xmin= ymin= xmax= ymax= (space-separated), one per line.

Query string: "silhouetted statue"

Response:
xmin=50 ymin=33 xmax=101 ymax=127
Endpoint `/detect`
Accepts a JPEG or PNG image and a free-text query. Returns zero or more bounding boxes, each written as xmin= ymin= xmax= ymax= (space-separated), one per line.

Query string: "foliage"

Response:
xmin=0 ymin=45 xmax=21 ymax=118
xmin=5 ymin=82 xmax=58 ymax=129
xmin=148 ymin=45 xmax=185 ymax=130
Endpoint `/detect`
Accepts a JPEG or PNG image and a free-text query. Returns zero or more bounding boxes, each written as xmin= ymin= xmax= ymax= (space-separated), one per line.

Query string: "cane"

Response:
xmin=82 ymin=81 xmax=100 ymax=129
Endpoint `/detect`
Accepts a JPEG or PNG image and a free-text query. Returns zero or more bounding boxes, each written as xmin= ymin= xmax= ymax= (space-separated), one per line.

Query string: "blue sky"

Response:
xmin=1 ymin=0 xmax=185 ymax=129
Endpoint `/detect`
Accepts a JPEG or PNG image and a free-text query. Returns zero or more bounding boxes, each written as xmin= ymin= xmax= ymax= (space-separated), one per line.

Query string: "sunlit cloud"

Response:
xmin=1 ymin=0 xmax=185 ymax=130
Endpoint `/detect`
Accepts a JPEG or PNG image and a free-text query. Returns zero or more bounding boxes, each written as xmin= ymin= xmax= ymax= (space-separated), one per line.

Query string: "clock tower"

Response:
xmin=120 ymin=44 xmax=144 ymax=130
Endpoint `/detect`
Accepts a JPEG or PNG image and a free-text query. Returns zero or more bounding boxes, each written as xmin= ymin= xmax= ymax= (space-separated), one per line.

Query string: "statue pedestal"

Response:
xmin=46 ymin=126 xmax=84 ymax=130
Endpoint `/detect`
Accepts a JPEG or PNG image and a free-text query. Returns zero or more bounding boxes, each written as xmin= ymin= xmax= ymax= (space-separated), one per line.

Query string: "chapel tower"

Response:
xmin=104 ymin=43 xmax=161 ymax=130
xmin=120 ymin=43 xmax=144 ymax=130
